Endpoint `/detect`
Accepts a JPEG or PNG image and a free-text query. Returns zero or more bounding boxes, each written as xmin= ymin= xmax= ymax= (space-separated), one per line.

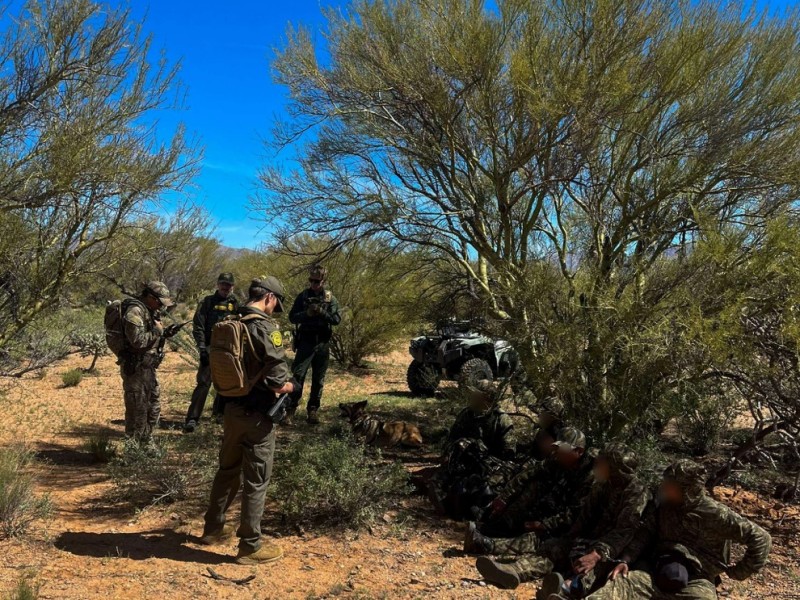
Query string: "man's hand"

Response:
xmin=524 ymin=521 xmax=546 ymax=533
xmin=199 ymin=349 xmax=210 ymax=367
xmin=153 ymin=319 xmax=164 ymax=335
xmin=307 ymin=303 xmax=322 ymax=317
xmin=274 ymin=381 xmax=294 ymax=395
xmin=573 ymin=550 xmax=602 ymax=575
xmin=608 ymin=562 xmax=629 ymax=581
xmin=163 ymin=323 xmax=183 ymax=338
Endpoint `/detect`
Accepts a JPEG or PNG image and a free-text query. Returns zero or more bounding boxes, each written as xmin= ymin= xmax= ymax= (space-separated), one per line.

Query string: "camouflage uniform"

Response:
xmin=586 ymin=460 xmax=772 ymax=600
xmin=185 ymin=283 xmax=239 ymax=426
xmin=120 ymin=297 xmax=165 ymax=441
xmin=289 ymin=286 xmax=341 ymax=414
xmin=204 ymin=277 xmax=292 ymax=555
xmin=485 ymin=449 xmax=595 ymax=537
xmin=477 ymin=443 xmax=649 ymax=589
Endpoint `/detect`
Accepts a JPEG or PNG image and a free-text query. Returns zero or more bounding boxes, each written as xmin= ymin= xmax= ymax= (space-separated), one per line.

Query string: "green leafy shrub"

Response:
xmin=109 ymin=427 xmax=219 ymax=506
xmin=3 ymin=574 xmax=39 ymax=600
xmin=84 ymin=432 xmax=117 ymax=464
xmin=273 ymin=433 xmax=409 ymax=528
xmin=0 ymin=447 xmax=52 ymax=538
xmin=60 ymin=369 xmax=83 ymax=388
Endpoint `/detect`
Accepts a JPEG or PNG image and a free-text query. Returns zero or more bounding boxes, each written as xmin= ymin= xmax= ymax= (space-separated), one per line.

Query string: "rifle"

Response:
xmin=154 ymin=321 xmax=191 ymax=367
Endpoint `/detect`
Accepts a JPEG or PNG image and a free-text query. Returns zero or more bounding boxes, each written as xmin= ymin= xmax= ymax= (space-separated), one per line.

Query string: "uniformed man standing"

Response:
xmin=119 ymin=281 xmax=175 ymax=442
xmin=288 ymin=265 xmax=341 ymax=424
xmin=184 ymin=272 xmax=239 ymax=433
xmin=201 ymin=277 xmax=294 ymax=565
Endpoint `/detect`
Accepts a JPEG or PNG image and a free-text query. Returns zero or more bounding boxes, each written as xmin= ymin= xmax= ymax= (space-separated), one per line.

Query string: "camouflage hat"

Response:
xmin=537 ymin=397 xmax=565 ymax=424
xmin=552 ymin=426 xmax=586 ymax=451
xmin=467 ymin=379 xmax=498 ymax=401
xmin=250 ymin=276 xmax=285 ymax=312
xmin=144 ymin=281 xmax=174 ymax=307
xmin=598 ymin=442 xmax=638 ymax=477
xmin=663 ymin=459 xmax=708 ymax=496
xmin=217 ymin=272 xmax=235 ymax=284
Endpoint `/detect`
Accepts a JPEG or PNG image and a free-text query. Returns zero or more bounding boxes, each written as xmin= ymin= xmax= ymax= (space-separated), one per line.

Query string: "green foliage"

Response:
xmin=0 ymin=447 xmax=52 ymax=538
xmin=60 ymin=369 xmax=83 ymax=388
xmin=84 ymin=432 xmax=117 ymax=464
xmin=3 ymin=574 xmax=40 ymax=600
xmin=108 ymin=427 xmax=219 ymax=506
xmin=273 ymin=432 xmax=409 ymax=528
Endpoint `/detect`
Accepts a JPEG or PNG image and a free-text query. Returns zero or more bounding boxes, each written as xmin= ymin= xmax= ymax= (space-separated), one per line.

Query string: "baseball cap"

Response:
xmin=552 ymin=426 xmax=586 ymax=452
xmin=218 ymin=272 xmax=235 ymax=284
xmin=467 ymin=379 xmax=497 ymax=400
xmin=145 ymin=281 xmax=174 ymax=307
xmin=250 ymin=276 xmax=285 ymax=312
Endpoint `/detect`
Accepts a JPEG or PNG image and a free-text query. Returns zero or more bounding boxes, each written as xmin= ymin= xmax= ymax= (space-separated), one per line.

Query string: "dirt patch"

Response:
xmin=0 ymin=353 xmax=798 ymax=599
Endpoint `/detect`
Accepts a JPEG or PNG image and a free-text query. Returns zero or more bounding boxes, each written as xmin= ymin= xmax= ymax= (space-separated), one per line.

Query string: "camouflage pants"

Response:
xmin=204 ymin=402 xmax=276 ymax=552
xmin=585 ymin=570 xmax=717 ymax=600
xmin=121 ymin=362 xmax=160 ymax=441
xmin=495 ymin=535 xmax=573 ymax=580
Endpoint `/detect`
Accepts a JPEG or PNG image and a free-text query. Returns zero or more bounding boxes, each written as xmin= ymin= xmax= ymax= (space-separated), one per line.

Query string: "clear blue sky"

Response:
xmin=119 ymin=0 xmax=340 ymax=249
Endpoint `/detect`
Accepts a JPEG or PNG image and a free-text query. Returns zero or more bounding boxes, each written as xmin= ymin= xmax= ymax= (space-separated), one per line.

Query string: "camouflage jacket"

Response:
xmin=192 ymin=292 xmax=239 ymax=350
xmin=444 ymin=406 xmax=515 ymax=460
xmin=573 ymin=474 xmax=649 ymax=560
xmin=122 ymin=301 xmax=161 ymax=357
xmin=500 ymin=451 xmax=596 ymax=535
xmin=624 ymin=494 xmax=772 ymax=582
xmin=289 ymin=288 xmax=341 ymax=342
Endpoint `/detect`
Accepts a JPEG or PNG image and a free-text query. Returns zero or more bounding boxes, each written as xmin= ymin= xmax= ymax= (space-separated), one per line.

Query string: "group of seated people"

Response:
xmin=425 ymin=380 xmax=772 ymax=600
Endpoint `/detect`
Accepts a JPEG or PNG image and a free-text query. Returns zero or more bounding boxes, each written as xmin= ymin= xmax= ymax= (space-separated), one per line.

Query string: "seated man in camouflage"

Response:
xmin=475 ymin=443 xmax=649 ymax=595
xmin=428 ymin=380 xmax=515 ymax=519
xmin=583 ymin=460 xmax=771 ymax=600
xmin=468 ymin=426 xmax=594 ymax=541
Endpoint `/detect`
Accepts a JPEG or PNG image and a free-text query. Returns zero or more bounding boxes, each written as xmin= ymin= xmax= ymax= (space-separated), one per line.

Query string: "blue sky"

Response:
xmin=118 ymin=0 xmax=340 ymax=249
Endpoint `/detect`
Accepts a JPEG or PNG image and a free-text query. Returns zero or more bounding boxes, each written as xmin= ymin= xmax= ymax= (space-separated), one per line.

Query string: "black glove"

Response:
xmin=200 ymin=349 xmax=210 ymax=367
xmin=163 ymin=323 xmax=182 ymax=338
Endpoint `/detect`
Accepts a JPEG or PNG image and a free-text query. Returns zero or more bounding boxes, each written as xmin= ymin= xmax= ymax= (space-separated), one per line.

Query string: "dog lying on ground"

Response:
xmin=339 ymin=400 xmax=423 ymax=448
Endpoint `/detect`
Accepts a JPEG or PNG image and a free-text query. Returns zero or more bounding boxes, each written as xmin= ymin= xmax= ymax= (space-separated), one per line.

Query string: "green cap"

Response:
xmin=218 ymin=272 xmax=235 ymax=284
xmin=250 ymin=276 xmax=285 ymax=312
xmin=145 ymin=281 xmax=174 ymax=307
xmin=552 ymin=426 xmax=586 ymax=451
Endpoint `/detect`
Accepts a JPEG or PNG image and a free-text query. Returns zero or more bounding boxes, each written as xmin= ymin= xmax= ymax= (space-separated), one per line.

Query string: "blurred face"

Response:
xmin=467 ymin=392 xmax=492 ymax=413
xmin=593 ymin=456 xmax=612 ymax=483
xmin=555 ymin=446 xmax=583 ymax=469
xmin=535 ymin=431 xmax=557 ymax=457
xmin=217 ymin=282 xmax=234 ymax=298
xmin=144 ymin=294 xmax=162 ymax=312
xmin=309 ymin=276 xmax=324 ymax=292
xmin=538 ymin=413 xmax=557 ymax=430
xmin=659 ymin=480 xmax=685 ymax=506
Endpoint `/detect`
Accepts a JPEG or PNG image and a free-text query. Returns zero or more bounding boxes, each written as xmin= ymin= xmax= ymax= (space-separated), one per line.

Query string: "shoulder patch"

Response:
xmin=270 ymin=331 xmax=283 ymax=348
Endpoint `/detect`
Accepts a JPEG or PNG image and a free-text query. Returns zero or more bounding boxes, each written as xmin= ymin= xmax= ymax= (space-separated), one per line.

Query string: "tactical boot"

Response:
xmin=307 ymin=409 xmax=320 ymax=425
xmin=281 ymin=408 xmax=297 ymax=427
xmin=464 ymin=521 xmax=495 ymax=555
xmin=183 ymin=420 xmax=197 ymax=434
xmin=476 ymin=556 xmax=522 ymax=590
xmin=199 ymin=523 xmax=235 ymax=546
xmin=536 ymin=573 xmax=566 ymax=600
xmin=236 ymin=542 xmax=284 ymax=565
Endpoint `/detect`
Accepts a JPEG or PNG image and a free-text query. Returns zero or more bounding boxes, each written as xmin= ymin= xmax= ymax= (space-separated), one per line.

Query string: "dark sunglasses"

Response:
xmin=309 ymin=278 xmax=322 ymax=284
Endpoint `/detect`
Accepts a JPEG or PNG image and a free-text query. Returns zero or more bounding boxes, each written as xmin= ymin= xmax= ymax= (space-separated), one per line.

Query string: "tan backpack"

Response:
xmin=209 ymin=314 xmax=269 ymax=397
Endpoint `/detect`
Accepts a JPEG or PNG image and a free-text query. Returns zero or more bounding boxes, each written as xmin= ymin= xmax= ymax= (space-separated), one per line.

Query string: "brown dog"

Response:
xmin=339 ymin=400 xmax=423 ymax=448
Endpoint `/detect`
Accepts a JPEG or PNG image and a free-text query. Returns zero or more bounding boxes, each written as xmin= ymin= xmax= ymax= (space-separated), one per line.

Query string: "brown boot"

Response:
xmin=307 ymin=409 xmax=320 ymax=425
xmin=476 ymin=556 xmax=523 ymax=589
xmin=236 ymin=542 xmax=284 ymax=565
xmin=464 ymin=521 xmax=495 ymax=555
xmin=199 ymin=523 xmax=235 ymax=546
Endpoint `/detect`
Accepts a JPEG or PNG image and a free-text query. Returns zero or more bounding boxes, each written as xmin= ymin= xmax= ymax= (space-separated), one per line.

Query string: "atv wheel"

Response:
xmin=407 ymin=360 xmax=440 ymax=396
xmin=458 ymin=357 xmax=494 ymax=390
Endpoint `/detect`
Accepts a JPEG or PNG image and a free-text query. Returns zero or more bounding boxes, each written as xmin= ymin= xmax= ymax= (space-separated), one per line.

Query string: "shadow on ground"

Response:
xmin=55 ymin=529 xmax=226 ymax=564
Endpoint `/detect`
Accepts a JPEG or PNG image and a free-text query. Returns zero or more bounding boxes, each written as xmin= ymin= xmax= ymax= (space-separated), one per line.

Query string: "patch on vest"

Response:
xmin=270 ymin=331 xmax=283 ymax=348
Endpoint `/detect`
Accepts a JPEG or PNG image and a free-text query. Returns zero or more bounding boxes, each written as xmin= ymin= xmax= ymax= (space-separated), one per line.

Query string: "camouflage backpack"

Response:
xmin=104 ymin=298 xmax=145 ymax=357
xmin=209 ymin=314 xmax=270 ymax=397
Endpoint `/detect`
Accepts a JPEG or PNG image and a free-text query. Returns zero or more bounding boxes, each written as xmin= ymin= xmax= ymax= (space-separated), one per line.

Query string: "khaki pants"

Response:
xmin=586 ymin=570 xmax=718 ymax=600
xmin=121 ymin=362 xmax=160 ymax=441
xmin=204 ymin=402 xmax=276 ymax=551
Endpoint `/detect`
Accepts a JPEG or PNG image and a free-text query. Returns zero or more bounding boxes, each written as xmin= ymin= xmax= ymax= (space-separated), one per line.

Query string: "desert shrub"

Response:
xmin=679 ymin=394 xmax=739 ymax=457
xmin=0 ymin=447 xmax=52 ymax=538
xmin=3 ymin=574 xmax=39 ymax=600
xmin=109 ymin=427 xmax=219 ymax=506
xmin=84 ymin=432 xmax=117 ymax=464
xmin=273 ymin=432 xmax=409 ymax=528
xmin=60 ymin=369 xmax=83 ymax=388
